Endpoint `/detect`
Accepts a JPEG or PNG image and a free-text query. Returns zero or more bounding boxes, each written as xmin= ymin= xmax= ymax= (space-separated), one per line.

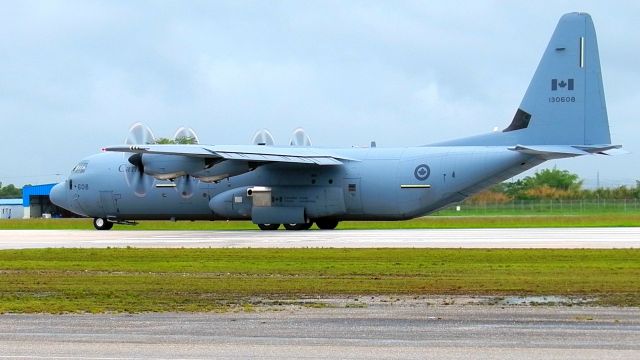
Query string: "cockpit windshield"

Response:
xmin=71 ymin=161 xmax=89 ymax=174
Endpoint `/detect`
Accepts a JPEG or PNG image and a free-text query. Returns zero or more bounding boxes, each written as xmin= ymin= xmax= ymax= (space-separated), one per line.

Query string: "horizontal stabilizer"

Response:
xmin=508 ymin=144 xmax=623 ymax=159
xmin=573 ymin=144 xmax=625 ymax=155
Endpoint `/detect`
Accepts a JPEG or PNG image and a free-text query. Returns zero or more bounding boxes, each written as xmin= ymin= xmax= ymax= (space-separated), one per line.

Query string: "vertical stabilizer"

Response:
xmin=436 ymin=13 xmax=612 ymax=146
xmin=506 ymin=12 xmax=610 ymax=145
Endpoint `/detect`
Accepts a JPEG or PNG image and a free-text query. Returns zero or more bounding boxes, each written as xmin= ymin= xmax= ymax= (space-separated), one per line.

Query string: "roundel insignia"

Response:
xmin=414 ymin=164 xmax=430 ymax=181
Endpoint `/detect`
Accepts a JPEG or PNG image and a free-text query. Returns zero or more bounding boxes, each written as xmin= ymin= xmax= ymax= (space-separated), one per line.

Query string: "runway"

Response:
xmin=1 ymin=303 xmax=638 ymax=359
xmin=0 ymin=227 xmax=639 ymax=249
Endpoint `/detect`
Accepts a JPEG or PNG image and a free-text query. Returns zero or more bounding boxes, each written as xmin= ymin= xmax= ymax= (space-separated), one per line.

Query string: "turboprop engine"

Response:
xmin=132 ymin=153 xmax=206 ymax=180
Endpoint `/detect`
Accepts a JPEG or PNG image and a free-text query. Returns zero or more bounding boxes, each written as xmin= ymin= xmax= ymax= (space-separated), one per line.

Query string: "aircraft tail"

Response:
xmin=436 ymin=13 xmax=613 ymax=147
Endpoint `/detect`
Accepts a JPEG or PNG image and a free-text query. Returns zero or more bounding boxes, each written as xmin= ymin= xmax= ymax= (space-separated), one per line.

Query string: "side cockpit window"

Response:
xmin=72 ymin=161 xmax=89 ymax=174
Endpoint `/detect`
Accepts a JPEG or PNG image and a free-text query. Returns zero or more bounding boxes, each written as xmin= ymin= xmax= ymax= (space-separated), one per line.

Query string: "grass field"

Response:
xmin=0 ymin=248 xmax=638 ymax=313
xmin=2 ymin=213 xmax=640 ymax=230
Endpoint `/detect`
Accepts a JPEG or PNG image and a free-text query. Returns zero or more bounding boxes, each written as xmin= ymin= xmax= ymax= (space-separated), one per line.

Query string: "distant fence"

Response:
xmin=436 ymin=199 xmax=640 ymax=215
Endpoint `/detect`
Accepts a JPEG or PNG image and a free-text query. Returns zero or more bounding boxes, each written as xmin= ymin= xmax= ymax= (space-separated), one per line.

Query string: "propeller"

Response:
xmin=123 ymin=122 xmax=156 ymax=197
xmin=172 ymin=127 xmax=199 ymax=198
xmin=251 ymin=128 xmax=275 ymax=146
xmin=173 ymin=126 xmax=200 ymax=144
xmin=125 ymin=122 xmax=156 ymax=145
xmin=289 ymin=127 xmax=312 ymax=146
xmin=175 ymin=175 xmax=195 ymax=199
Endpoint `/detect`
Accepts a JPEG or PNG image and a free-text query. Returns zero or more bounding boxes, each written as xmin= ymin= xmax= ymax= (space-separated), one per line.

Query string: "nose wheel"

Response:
xmin=93 ymin=217 xmax=114 ymax=230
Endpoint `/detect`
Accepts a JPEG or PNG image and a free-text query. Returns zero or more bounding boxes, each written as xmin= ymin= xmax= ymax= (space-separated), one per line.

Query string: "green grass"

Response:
xmin=0 ymin=248 xmax=638 ymax=313
xmin=2 ymin=213 xmax=640 ymax=230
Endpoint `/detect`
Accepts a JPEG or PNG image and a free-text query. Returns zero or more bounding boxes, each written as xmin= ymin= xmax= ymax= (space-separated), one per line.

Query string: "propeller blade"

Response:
xmin=125 ymin=122 xmax=156 ymax=145
xmin=123 ymin=123 xmax=155 ymax=196
xmin=289 ymin=127 xmax=312 ymax=146
xmin=175 ymin=176 xmax=195 ymax=199
xmin=173 ymin=127 xmax=200 ymax=144
xmin=251 ymin=129 xmax=275 ymax=146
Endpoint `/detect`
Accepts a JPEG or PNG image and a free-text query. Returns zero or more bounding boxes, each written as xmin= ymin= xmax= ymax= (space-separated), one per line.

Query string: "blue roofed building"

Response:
xmin=20 ymin=183 xmax=77 ymax=218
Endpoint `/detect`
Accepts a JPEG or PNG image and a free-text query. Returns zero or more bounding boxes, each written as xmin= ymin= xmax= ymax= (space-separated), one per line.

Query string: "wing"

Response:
xmin=103 ymin=144 xmax=356 ymax=166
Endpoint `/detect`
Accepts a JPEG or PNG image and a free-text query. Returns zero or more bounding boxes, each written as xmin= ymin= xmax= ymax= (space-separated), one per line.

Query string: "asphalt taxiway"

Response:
xmin=1 ymin=302 xmax=638 ymax=359
xmin=1 ymin=228 xmax=638 ymax=359
xmin=0 ymin=227 xmax=638 ymax=249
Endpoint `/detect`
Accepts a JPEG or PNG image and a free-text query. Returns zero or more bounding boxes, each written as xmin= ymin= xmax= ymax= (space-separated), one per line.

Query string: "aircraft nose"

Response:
xmin=50 ymin=182 xmax=69 ymax=210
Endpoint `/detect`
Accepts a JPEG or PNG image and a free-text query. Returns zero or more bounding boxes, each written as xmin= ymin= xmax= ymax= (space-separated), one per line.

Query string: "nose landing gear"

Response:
xmin=93 ymin=217 xmax=114 ymax=230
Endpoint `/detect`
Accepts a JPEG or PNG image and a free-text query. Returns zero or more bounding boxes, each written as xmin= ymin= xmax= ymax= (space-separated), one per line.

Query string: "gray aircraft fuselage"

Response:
xmin=51 ymin=146 xmax=539 ymax=222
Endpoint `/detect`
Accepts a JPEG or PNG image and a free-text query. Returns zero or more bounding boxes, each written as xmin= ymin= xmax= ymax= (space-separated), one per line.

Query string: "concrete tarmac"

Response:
xmin=0 ymin=303 xmax=638 ymax=359
xmin=0 ymin=227 xmax=639 ymax=249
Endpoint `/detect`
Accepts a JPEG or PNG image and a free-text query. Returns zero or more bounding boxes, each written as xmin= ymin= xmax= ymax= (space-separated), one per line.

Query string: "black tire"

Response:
xmin=283 ymin=222 xmax=313 ymax=231
xmin=93 ymin=218 xmax=113 ymax=230
xmin=316 ymin=218 xmax=339 ymax=230
xmin=258 ymin=223 xmax=280 ymax=231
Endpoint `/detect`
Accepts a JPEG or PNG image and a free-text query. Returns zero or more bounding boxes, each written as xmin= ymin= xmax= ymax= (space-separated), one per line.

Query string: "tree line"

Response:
xmin=468 ymin=168 xmax=640 ymax=204
xmin=0 ymin=183 xmax=22 ymax=199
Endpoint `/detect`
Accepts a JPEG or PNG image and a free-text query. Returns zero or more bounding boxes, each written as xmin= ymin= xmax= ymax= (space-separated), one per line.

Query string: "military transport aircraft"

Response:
xmin=50 ymin=13 xmax=620 ymax=230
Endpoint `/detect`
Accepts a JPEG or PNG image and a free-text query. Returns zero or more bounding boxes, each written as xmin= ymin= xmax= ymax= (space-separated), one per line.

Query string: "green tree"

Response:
xmin=495 ymin=168 xmax=583 ymax=200
xmin=154 ymin=136 xmax=197 ymax=144
xmin=0 ymin=183 xmax=22 ymax=199
xmin=529 ymin=168 xmax=583 ymax=192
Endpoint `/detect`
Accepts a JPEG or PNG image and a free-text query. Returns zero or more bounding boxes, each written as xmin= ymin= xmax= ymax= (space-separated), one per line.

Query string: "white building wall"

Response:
xmin=0 ymin=205 xmax=24 ymax=219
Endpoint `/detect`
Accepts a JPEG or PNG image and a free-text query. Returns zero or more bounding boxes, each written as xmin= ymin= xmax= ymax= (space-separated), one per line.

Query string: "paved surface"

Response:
xmin=0 ymin=228 xmax=639 ymax=249
xmin=0 ymin=304 xmax=638 ymax=359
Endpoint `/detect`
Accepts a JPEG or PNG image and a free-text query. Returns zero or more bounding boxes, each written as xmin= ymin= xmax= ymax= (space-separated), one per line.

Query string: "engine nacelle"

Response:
xmin=194 ymin=161 xmax=254 ymax=183
xmin=134 ymin=154 xmax=205 ymax=180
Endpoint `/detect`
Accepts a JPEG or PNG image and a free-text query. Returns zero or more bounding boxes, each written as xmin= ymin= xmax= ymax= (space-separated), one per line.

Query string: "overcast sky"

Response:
xmin=1 ymin=0 xmax=638 ymax=188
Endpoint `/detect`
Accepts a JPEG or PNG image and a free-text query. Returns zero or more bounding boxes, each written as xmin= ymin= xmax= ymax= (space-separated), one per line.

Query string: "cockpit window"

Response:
xmin=72 ymin=161 xmax=88 ymax=173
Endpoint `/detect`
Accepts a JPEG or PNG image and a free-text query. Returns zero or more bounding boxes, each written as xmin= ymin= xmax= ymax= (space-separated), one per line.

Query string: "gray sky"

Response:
xmin=1 ymin=1 xmax=638 ymax=188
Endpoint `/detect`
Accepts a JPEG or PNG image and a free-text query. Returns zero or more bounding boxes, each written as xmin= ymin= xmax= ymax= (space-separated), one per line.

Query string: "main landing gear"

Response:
xmin=93 ymin=217 xmax=114 ymax=231
xmin=283 ymin=222 xmax=313 ymax=231
xmin=257 ymin=223 xmax=280 ymax=231
xmin=315 ymin=218 xmax=339 ymax=230
xmin=257 ymin=218 xmax=339 ymax=231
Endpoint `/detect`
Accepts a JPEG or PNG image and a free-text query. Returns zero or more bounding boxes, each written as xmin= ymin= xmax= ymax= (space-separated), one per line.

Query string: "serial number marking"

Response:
xmin=76 ymin=183 xmax=89 ymax=190
xmin=549 ymin=96 xmax=576 ymax=103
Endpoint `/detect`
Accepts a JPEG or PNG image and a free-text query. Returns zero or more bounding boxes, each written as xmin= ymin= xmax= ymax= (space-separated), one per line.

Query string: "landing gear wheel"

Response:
xmin=315 ymin=218 xmax=339 ymax=230
xmin=284 ymin=222 xmax=313 ymax=231
xmin=258 ymin=223 xmax=280 ymax=231
xmin=93 ymin=218 xmax=113 ymax=230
